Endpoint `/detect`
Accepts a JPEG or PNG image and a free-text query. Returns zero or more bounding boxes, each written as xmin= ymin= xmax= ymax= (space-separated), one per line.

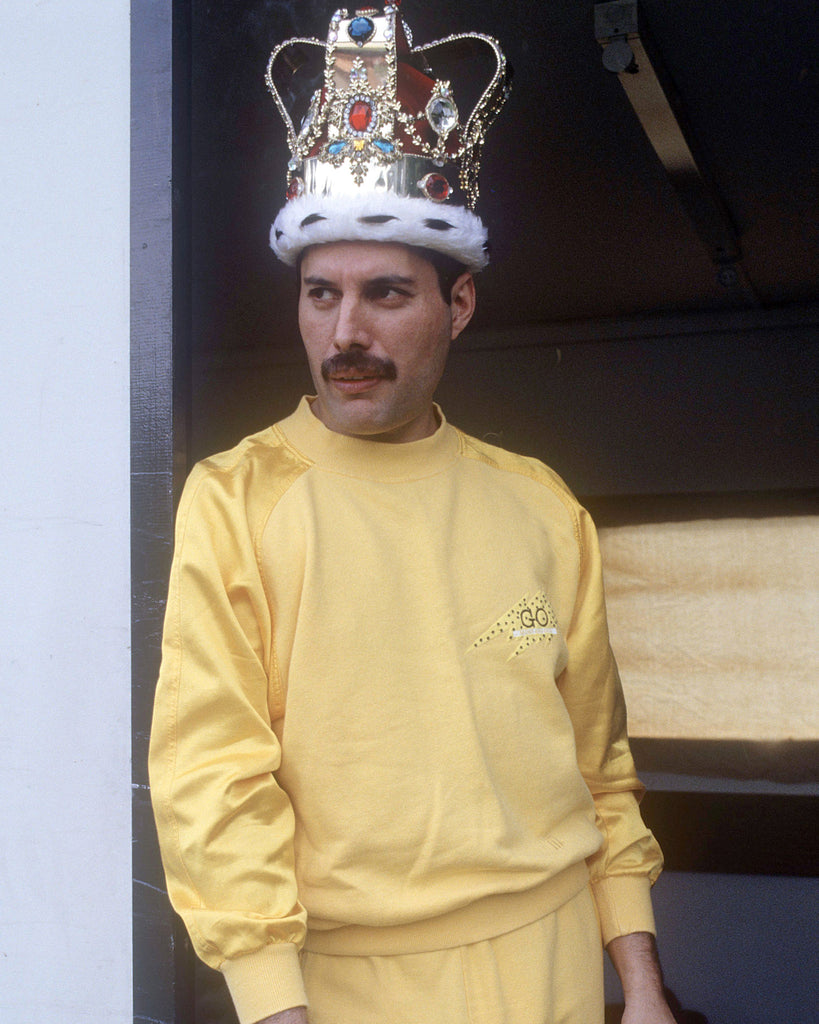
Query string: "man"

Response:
xmin=150 ymin=6 xmax=676 ymax=1024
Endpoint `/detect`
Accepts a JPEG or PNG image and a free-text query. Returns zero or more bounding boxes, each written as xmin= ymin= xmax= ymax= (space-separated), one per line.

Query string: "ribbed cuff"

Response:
xmin=221 ymin=942 xmax=307 ymax=1024
xmin=590 ymin=875 xmax=656 ymax=946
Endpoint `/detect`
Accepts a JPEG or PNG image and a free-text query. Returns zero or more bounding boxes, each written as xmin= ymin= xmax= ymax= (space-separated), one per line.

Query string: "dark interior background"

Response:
xmin=185 ymin=0 xmax=818 ymax=501
xmin=154 ymin=2 xmax=819 ymax=1022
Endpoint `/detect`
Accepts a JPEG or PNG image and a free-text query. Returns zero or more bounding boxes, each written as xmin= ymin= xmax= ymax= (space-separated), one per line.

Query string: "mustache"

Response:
xmin=321 ymin=351 xmax=397 ymax=381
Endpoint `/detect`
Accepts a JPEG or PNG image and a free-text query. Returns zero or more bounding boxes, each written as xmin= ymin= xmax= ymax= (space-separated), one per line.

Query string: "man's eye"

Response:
xmin=371 ymin=286 xmax=408 ymax=301
xmin=308 ymin=287 xmax=335 ymax=301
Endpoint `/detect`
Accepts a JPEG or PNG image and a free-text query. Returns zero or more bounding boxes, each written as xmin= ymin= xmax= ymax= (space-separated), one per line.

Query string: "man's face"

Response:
xmin=298 ymin=241 xmax=475 ymax=443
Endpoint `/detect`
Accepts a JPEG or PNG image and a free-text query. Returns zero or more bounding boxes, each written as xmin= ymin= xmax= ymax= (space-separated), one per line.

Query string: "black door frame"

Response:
xmin=131 ymin=1 xmax=193 ymax=1021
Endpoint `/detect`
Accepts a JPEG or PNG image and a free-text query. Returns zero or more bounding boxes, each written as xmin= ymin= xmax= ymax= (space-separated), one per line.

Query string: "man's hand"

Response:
xmin=606 ymin=932 xmax=677 ymax=1024
xmin=254 ymin=1008 xmax=309 ymax=1024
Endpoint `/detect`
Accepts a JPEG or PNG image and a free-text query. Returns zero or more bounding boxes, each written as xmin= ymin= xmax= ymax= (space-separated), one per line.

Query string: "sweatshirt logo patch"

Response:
xmin=470 ymin=591 xmax=559 ymax=660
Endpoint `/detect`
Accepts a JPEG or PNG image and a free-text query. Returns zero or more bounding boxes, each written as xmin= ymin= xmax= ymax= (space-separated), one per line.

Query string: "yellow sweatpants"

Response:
xmin=300 ymin=886 xmax=604 ymax=1024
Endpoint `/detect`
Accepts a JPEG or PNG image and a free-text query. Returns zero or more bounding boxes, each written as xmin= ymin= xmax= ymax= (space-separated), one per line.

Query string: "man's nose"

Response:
xmin=333 ymin=295 xmax=370 ymax=350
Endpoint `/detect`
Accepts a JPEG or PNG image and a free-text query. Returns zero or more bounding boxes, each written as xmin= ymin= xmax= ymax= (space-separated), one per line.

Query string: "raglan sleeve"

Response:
xmin=148 ymin=461 xmax=308 ymax=1024
xmin=557 ymin=503 xmax=664 ymax=946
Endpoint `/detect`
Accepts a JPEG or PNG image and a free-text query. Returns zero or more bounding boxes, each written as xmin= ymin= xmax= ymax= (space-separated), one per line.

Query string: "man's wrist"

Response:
xmin=606 ymin=931 xmax=665 ymax=999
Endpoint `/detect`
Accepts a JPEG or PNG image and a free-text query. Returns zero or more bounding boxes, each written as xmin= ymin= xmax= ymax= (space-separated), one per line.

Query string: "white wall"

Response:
xmin=0 ymin=3 xmax=132 ymax=1022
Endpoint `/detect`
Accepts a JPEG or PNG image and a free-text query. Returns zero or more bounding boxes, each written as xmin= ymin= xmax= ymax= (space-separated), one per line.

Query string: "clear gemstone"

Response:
xmin=298 ymin=93 xmax=320 ymax=139
xmin=426 ymin=94 xmax=458 ymax=136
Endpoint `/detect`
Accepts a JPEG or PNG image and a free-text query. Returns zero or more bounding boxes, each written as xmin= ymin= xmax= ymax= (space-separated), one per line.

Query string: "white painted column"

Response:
xmin=0 ymin=3 xmax=132 ymax=1022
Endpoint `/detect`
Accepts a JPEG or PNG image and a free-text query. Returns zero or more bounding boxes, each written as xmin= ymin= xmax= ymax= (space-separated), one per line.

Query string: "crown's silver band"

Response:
xmin=298 ymin=155 xmax=458 ymax=201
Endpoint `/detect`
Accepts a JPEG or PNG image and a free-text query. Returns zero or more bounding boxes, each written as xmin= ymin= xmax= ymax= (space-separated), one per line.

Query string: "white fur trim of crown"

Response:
xmin=270 ymin=192 xmax=489 ymax=273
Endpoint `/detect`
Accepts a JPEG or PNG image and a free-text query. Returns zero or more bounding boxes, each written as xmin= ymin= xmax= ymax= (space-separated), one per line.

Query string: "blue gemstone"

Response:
xmin=348 ymin=16 xmax=375 ymax=46
xmin=328 ymin=140 xmax=347 ymax=155
xmin=373 ymin=138 xmax=395 ymax=154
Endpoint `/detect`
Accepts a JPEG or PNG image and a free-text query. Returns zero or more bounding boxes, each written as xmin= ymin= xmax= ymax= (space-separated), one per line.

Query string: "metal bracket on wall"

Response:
xmin=595 ymin=0 xmax=758 ymax=303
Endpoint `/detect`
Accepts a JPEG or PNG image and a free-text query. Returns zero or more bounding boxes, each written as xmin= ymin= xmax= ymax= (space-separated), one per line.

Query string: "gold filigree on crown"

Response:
xmin=265 ymin=3 xmax=510 ymax=209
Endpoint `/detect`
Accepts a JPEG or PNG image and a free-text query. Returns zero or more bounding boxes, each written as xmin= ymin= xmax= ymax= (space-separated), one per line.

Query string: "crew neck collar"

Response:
xmin=277 ymin=396 xmax=460 ymax=481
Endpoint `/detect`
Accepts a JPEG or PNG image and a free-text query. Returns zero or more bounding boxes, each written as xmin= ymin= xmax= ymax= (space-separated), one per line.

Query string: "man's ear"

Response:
xmin=449 ymin=272 xmax=476 ymax=340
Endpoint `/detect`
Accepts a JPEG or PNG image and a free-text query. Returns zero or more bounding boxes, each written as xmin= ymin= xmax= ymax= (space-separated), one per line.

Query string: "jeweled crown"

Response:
xmin=266 ymin=3 xmax=510 ymax=271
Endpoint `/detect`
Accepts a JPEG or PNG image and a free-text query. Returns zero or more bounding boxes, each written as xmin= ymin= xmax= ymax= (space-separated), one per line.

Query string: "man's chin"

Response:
xmin=314 ymin=392 xmax=389 ymax=436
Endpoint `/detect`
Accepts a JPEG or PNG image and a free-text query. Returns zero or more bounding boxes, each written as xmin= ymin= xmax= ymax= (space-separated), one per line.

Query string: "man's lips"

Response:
xmin=329 ymin=376 xmax=383 ymax=394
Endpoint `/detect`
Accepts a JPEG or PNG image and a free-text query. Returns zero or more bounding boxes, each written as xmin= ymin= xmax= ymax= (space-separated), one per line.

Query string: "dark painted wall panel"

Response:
xmin=439 ymin=323 xmax=819 ymax=496
xmin=189 ymin=314 xmax=819 ymax=498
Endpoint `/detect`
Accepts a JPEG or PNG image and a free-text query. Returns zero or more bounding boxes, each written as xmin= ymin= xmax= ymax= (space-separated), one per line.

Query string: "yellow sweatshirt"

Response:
xmin=149 ymin=397 xmax=663 ymax=1024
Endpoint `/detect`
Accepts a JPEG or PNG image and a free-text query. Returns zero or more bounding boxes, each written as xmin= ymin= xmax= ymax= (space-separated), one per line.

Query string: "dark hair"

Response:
xmin=407 ymin=246 xmax=469 ymax=304
xmin=295 ymin=245 xmax=469 ymax=304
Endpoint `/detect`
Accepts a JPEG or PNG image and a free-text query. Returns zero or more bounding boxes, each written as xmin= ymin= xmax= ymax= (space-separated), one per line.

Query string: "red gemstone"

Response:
xmin=348 ymin=100 xmax=373 ymax=133
xmin=420 ymin=173 xmax=451 ymax=202
xmin=286 ymin=177 xmax=304 ymax=201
